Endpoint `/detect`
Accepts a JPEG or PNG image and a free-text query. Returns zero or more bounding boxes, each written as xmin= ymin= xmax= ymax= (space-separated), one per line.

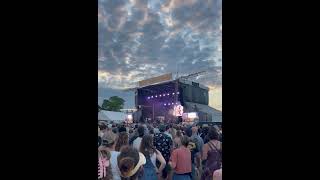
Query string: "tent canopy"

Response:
xmin=98 ymin=110 xmax=126 ymax=122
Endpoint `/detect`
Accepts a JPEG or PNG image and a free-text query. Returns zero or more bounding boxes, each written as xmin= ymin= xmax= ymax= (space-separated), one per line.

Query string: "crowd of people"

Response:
xmin=98 ymin=120 xmax=222 ymax=180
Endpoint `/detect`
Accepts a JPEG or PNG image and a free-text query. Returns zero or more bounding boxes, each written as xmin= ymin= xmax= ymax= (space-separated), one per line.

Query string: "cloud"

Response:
xmin=98 ymin=0 xmax=222 ymax=91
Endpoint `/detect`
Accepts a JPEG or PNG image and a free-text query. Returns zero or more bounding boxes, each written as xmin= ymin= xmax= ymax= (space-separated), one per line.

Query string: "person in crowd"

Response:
xmin=197 ymin=127 xmax=202 ymax=138
xmin=99 ymin=123 xmax=108 ymax=137
xmin=107 ymin=124 xmax=113 ymax=132
xmin=213 ymin=153 xmax=222 ymax=180
xmin=164 ymin=125 xmax=173 ymax=140
xmin=185 ymin=128 xmax=201 ymax=180
xmin=153 ymin=124 xmax=173 ymax=179
xmin=200 ymin=126 xmax=210 ymax=144
xmin=98 ymin=148 xmax=112 ymax=180
xmin=168 ymin=124 xmax=176 ymax=140
xmin=115 ymin=132 xmax=129 ymax=151
xmin=202 ymin=127 xmax=221 ymax=161
xmin=154 ymin=124 xmax=173 ymax=162
xmin=129 ymin=129 xmax=134 ymax=140
xmin=118 ymin=125 xmax=127 ymax=133
xmin=149 ymin=128 xmax=155 ymax=137
xmin=140 ymin=135 xmax=166 ymax=180
xmin=201 ymin=128 xmax=222 ymax=180
xmin=98 ymin=126 xmax=102 ymax=146
xmin=117 ymin=146 xmax=146 ymax=180
xmin=191 ymin=126 xmax=204 ymax=153
xmin=174 ymin=130 xmax=182 ymax=149
xmin=100 ymin=133 xmax=121 ymax=180
xmin=213 ymin=125 xmax=222 ymax=142
xmin=139 ymin=117 xmax=149 ymax=135
xmin=169 ymin=136 xmax=192 ymax=180
xmin=113 ymin=127 xmax=118 ymax=134
xmin=133 ymin=126 xmax=145 ymax=150
xmin=153 ymin=124 xmax=160 ymax=134
xmin=129 ymin=127 xmax=139 ymax=145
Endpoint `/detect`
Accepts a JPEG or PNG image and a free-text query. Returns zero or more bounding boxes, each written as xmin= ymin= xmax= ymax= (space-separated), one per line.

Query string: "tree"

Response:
xmin=101 ymin=99 xmax=110 ymax=110
xmin=98 ymin=105 xmax=102 ymax=112
xmin=101 ymin=96 xmax=125 ymax=112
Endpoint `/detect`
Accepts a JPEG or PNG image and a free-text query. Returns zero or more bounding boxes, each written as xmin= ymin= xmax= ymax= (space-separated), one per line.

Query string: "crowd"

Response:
xmin=98 ymin=119 xmax=222 ymax=180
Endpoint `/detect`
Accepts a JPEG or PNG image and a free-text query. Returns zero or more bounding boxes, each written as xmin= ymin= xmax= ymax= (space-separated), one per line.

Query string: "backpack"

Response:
xmin=201 ymin=142 xmax=222 ymax=180
xmin=140 ymin=154 xmax=157 ymax=180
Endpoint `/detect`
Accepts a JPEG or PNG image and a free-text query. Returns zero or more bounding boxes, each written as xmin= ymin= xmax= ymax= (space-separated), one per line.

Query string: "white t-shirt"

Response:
xmin=110 ymin=151 xmax=121 ymax=180
xmin=132 ymin=137 xmax=142 ymax=150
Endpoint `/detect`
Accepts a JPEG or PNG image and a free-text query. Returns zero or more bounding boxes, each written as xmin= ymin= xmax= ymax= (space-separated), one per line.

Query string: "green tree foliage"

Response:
xmin=101 ymin=96 xmax=125 ymax=112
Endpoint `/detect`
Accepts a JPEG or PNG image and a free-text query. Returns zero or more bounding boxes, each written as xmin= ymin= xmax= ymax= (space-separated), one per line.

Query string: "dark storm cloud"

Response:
xmin=98 ymin=0 xmax=222 ymax=89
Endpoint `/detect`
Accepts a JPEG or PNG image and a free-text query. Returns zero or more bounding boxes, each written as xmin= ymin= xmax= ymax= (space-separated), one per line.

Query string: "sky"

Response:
xmin=98 ymin=0 xmax=222 ymax=111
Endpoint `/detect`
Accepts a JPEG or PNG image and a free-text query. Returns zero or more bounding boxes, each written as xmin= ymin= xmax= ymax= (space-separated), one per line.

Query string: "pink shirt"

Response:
xmin=170 ymin=146 xmax=192 ymax=174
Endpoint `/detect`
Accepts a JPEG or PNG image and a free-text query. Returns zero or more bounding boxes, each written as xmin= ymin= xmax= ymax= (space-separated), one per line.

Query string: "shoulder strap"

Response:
xmin=208 ymin=142 xmax=222 ymax=155
xmin=209 ymin=141 xmax=222 ymax=159
xmin=211 ymin=141 xmax=219 ymax=151
xmin=207 ymin=141 xmax=215 ymax=151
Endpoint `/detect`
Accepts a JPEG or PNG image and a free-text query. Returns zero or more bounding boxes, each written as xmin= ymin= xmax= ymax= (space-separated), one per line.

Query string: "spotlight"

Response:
xmin=164 ymin=103 xmax=166 ymax=106
xmin=163 ymin=94 xmax=166 ymax=96
xmin=177 ymin=92 xmax=180 ymax=94
xmin=151 ymin=96 xmax=153 ymax=98
xmin=168 ymin=103 xmax=171 ymax=105
xmin=147 ymin=97 xmax=150 ymax=99
xmin=172 ymin=92 xmax=175 ymax=95
xmin=159 ymin=94 xmax=162 ymax=97
xmin=155 ymin=95 xmax=157 ymax=98
xmin=167 ymin=93 xmax=170 ymax=96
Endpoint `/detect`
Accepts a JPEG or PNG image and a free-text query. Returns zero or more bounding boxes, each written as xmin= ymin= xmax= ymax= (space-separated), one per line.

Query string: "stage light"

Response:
xmin=176 ymin=102 xmax=178 ymax=105
xmin=172 ymin=92 xmax=175 ymax=95
xmin=151 ymin=96 xmax=153 ymax=98
xmin=159 ymin=94 xmax=162 ymax=97
xmin=155 ymin=95 xmax=157 ymax=98
xmin=147 ymin=97 xmax=150 ymax=99
xmin=168 ymin=103 xmax=171 ymax=105
xmin=163 ymin=94 xmax=166 ymax=96
xmin=188 ymin=112 xmax=197 ymax=119
xmin=164 ymin=103 xmax=166 ymax=106
xmin=177 ymin=92 xmax=180 ymax=94
xmin=167 ymin=93 xmax=170 ymax=96
xmin=173 ymin=105 xmax=183 ymax=117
